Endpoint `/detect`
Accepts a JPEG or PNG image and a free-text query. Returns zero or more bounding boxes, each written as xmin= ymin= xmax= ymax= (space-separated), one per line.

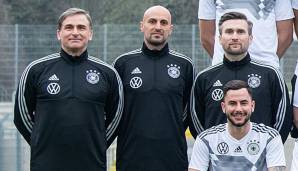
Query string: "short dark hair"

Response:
xmin=57 ymin=8 xmax=92 ymax=30
xmin=223 ymin=80 xmax=252 ymax=99
xmin=218 ymin=12 xmax=253 ymax=35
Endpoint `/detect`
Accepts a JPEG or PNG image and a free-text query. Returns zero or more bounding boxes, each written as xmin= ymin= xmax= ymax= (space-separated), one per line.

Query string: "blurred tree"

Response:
xmin=2 ymin=0 xmax=198 ymax=24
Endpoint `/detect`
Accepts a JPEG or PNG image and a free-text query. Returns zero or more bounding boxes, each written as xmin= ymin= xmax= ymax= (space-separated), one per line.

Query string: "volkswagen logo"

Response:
xmin=47 ymin=83 xmax=60 ymax=95
xmin=217 ymin=142 xmax=229 ymax=154
xmin=212 ymin=89 xmax=223 ymax=101
xmin=130 ymin=77 xmax=142 ymax=89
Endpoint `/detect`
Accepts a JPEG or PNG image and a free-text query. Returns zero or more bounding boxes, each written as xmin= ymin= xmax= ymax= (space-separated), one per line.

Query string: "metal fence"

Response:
xmin=0 ymin=24 xmax=210 ymax=102
xmin=0 ymin=24 xmax=297 ymax=171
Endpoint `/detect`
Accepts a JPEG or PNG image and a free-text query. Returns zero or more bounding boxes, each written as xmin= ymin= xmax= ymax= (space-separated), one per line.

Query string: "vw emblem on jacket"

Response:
xmin=212 ymin=89 xmax=223 ymax=101
xmin=47 ymin=83 xmax=60 ymax=95
xmin=217 ymin=142 xmax=229 ymax=154
xmin=248 ymin=74 xmax=261 ymax=88
xmin=86 ymin=70 xmax=100 ymax=84
xmin=167 ymin=64 xmax=180 ymax=78
xmin=130 ymin=77 xmax=142 ymax=88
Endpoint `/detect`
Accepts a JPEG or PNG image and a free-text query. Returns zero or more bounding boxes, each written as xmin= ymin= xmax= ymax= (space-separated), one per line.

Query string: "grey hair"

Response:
xmin=57 ymin=8 xmax=92 ymax=30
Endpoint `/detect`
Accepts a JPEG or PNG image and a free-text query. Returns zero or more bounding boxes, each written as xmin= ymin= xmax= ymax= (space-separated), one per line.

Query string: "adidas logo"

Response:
xmin=49 ymin=74 xmax=59 ymax=81
xmin=234 ymin=146 xmax=242 ymax=153
xmin=131 ymin=67 xmax=142 ymax=74
xmin=213 ymin=80 xmax=223 ymax=87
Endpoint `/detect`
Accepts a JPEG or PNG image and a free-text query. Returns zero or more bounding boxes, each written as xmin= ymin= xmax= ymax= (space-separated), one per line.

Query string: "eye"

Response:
xmin=224 ymin=29 xmax=234 ymax=34
xmin=77 ymin=25 xmax=87 ymax=30
xmin=237 ymin=29 xmax=246 ymax=34
xmin=240 ymin=101 xmax=249 ymax=106
xmin=228 ymin=101 xmax=236 ymax=106
xmin=64 ymin=25 xmax=73 ymax=30
xmin=148 ymin=19 xmax=156 ymax=24
xmin=160 ymin=20 xmax=168 ymax=26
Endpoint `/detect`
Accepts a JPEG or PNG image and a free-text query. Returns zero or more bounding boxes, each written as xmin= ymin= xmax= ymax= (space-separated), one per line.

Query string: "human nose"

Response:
xmin=154 ymin=22 xmax=162 ymax=29
xmin=234 ymin=103 xmax=242 ymax=111
xmin=72 ymin=27 xmax=79 ymax=35
xmin=231 ymin=32 xmax=239 ymax=39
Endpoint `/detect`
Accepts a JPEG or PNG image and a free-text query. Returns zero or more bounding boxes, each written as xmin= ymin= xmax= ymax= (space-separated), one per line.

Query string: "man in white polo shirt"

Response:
xmin=189 ymin=80 xmax=286 ymax=171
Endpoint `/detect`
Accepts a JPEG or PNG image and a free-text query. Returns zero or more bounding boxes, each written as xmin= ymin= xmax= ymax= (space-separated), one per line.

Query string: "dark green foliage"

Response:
xmin=2 ymin=0 xmax=198 ymax=24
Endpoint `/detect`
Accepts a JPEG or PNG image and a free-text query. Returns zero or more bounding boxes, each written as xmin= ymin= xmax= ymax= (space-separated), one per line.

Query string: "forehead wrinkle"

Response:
xmin=142 ymin=6 xmax=172 ymax=23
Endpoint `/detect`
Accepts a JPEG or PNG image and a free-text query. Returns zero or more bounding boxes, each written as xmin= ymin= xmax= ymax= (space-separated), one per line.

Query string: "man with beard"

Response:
xmin=189 ymin=80 xmax=286 ymax=171
xmin=113 ymin=5 xmax=194 ymax=171
xmin=198 ymin=0 xmax=293 ymax=68
xmin=189 ymin=12 xmax=291 ymax=143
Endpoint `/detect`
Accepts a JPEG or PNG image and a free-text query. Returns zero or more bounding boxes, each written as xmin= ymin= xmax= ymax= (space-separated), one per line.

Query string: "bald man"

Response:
xmin=113 ymin=5 xmax=194 ymax=171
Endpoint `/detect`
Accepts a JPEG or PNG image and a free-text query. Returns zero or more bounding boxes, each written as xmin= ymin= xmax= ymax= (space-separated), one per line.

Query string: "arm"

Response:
xmin=183 ymin=59 xmax=195 ymax=130
xmin=199 ymin=19 xmax=216 ymax=57
xmin=291 ymin=74 xmax=298 ymax=138
xmin=266 ymin=134 xmax=286 ymax=171
xmin=276 ymin=19 xmax=293 ymax=58
xmin=294 ymin=9 xmax=298 ymax=38
xmin=105 ymin=68 xmax=124 ymax=147
xmin=271 ymin=70 xmax=292 ymax=143
xmin=267 ymin=166 xmax=286 ymax=171
xmin=189 ymin=137 xmax=210 ymax=171
xmin=14 ymin=66 xmax=36 ymax=144
xmin=189 ymin=75 xmax=205 ymax=138
xmin=294 ymin=107 xmax=298 ymax=130
xmin=189 ymin=169 xmax=200 ymax=171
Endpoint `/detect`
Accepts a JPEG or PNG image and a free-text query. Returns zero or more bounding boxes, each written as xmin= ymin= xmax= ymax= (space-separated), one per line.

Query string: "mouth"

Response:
xmin=69 ymin=39 xmax=82 ymax=43
xmin=152 ymin=32 xmax=163 ymax=36
xmin=231 ymin=112 xmax=247 ymax=117
xmin=229 ymin=43 xmax=240 ymax=46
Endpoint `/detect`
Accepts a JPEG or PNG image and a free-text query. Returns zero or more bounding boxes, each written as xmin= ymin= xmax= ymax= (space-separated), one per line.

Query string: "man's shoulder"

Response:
xmin=251 ymin=122 xmax=280 ymax=138
xmin=199 ymin=123 xmax=226 ymax=139
xmin=168 ymin=49 xmax=193 ymax=65
xmin=27 ymin=52 xmax=61 ymax=71
xmin=87 ymin=55 xmax=118 ymax=75
xmin=249 ymin=59 xmax=280 ymax=73
xmin=113 ymin=49 xmax=142 ymax=66
xmin=195 ymin=62 xmax=224 ymax=80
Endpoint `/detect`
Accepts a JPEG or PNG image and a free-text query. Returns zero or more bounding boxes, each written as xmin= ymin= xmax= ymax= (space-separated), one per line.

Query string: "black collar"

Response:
xmin=60 ymin=49 xmax=88 ymax=63
xmin=223 ymin=53 xmax=251 ymax=69
xmin=141 ymin=42 xmax=169 ymax=58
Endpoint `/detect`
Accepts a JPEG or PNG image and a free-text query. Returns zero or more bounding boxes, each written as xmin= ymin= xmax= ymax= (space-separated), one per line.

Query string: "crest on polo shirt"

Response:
xmin=247 ymin=140 xmax=260 ymax=155
xmin=86 ymin=70 xmax=100 ymax=84
xmin=248 ymin=74 xmax=261 ymax=88
xmin=167 ymin=64 xmax=180 ymax=78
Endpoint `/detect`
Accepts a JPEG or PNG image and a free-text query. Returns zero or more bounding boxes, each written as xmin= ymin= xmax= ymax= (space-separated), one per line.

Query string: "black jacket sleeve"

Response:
xmin=14 ymin=66 xmax=36 ymax=145
xmin=183 ymin=60 xmax=195 ymax=130
xmin=291 ymin=74 xmax=298 ymax=138
xmin=271 ymin=69 xmax=292 ymax=143
xmin=105 ymin=67 xmax=124 ymax=147
xmin=189 ymin=74 xmax=206 ymax=138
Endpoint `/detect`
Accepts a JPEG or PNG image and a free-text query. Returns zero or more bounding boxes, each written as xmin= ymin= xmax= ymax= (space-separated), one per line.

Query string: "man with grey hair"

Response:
xmin=14 ymin=8 xmax=123 ymax=171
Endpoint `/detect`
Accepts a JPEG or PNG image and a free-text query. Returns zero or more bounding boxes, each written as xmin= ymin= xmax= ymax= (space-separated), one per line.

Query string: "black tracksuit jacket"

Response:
xmin=190 ymin=54 xmax=291 ymax=143
xmin=14 ymin=49 xmax=123 ymax=171
xmin=113 ymin=43 xmax=194 ymax=171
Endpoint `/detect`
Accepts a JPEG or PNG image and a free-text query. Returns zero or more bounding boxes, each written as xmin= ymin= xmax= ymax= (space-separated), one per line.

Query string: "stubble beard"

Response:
xmin=227 ymin=112 xmax=250 ymax=127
